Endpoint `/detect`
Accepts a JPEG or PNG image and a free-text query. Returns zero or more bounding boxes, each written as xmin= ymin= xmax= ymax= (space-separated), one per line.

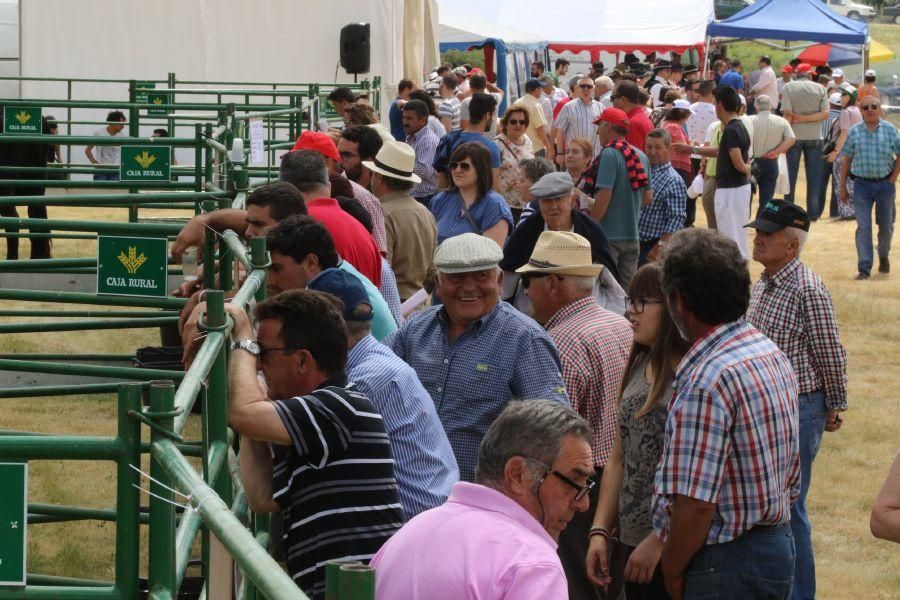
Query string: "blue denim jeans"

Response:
xmin=785 ymin=140 xmax=824 ymax=215
xmin=790 ymin=391 xmax=827 ymax=600
xmin=93 ymin=171 xmax=119 ymax=181
xmin=755 ymin=156 xmax=779 ymax=207
xmin=852 ymin=179 xmax=896 ymax=274
xmin=684 ymin=523 xmax=795 ymax=600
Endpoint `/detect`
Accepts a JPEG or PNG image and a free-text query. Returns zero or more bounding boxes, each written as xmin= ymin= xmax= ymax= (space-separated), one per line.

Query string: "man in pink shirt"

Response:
xmin=371 ymin=400 xmax=595 ymax=600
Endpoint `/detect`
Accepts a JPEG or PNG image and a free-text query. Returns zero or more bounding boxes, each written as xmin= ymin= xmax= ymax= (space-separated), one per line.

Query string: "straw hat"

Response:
xmin=362 ymin=140 xmax=421 ymax=183
xmin=516 ymin=231 xmax=603 ymax=277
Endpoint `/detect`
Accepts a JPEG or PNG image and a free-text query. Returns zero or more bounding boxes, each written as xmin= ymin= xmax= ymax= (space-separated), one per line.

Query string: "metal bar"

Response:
xmin=148 ymin=382 xmax=177 ymax=599
xmin=0 ymin=193 xmax=220 ymax=207
xmin=0 ymin=191 xmax=219 ymax=203
xmin=0 ymin=317 xmax=178 ymax=334
xmin=0 ymin=133 xmax=198 ymax=145
xmin=0 ymin=358 xmax=184 ymax=381
xmin=233 ymin=106 xmax=305 ymax=121
xmin=0 ymin=179 xmax=198 ymax=189
xmin=0 ymin=383 xmax=140 ymax=399
xmin=29 ymin=503 xmax=120 ymax=522
xmin=154 ymin=439 xmax=308 ymax=600
xmin=26 ymin=574 xmax=113 ymax=588
xmin=0 ymin=233 xmax=94 ymax=240
xmin=0 ymin=310 xmax=174 ymax=318
xmin=222 ymin=229 xmax=251 ymax=270
xmin=0 ymin=586 xmax=121 ymax=599
xmin=0 ymin=217 xmax=182 ymax=235
xmin=116 ymin=384 xmax=142 ymax=600
xmin=0 ymin=353 xmax=135 ymax=360
xmin=0 ymin=288 xmax=186 ymax=309
xmin=173 ymin=440 xmax=228 ymax=592
xmin=0 ymin=436 xmax=122 ymax=460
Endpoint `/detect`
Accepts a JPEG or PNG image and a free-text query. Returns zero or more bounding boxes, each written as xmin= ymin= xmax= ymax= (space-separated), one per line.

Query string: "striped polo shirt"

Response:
xmin=272 ymin=379 xmax=406 ymax=598
xmin=554 ymin=98 xmax=603 ymax=154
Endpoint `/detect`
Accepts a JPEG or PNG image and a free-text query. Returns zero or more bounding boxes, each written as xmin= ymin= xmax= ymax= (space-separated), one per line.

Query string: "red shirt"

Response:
xmin=626 ymin=106 xmax=654 ymax=152
xmin=553 ymin=96 xmax=572 ymax=121
xmin=307 ymin=197 xmax=382 ymax=288
xmin=662 ymin=121 xmax=692 ymax=173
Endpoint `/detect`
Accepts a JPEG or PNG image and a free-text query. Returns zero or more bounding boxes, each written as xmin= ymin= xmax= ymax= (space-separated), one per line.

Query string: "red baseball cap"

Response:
xmin=593 ymin=107 xmax=630 ymax=129
xmin=781 ymin=65 xmax=794 ymax=74
xmin=291 ymin=132 xmax=340 ymax=163
xmin=796 ymin=63 xmax=812 ymax=74
xmin=467 ymin=67 xmax=483 ymax=76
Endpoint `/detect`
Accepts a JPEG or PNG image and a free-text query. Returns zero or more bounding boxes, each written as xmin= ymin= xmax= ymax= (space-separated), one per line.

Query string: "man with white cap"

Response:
xmin=748 ymin=94 xmax=796 ymax=205
xmin=832 ymin=68 xmax=850 ymax=90
xmin=858 ymin=69 xmax=880 ymax=103
xmin=519 ymin=230 xmax=633 ymax=600
xmin=366 ymin=141 xmax=438 ymax=301
xmin=386 ymin=233 xmax=568 ymax=483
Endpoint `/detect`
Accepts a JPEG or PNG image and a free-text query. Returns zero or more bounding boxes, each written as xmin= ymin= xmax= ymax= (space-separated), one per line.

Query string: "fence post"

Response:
xmin=128 ymin=80 xmax=141 ymax=223
xmin=115 ymin=383 xmax=143 ymax=600
xmin=194 ymin=123 xmax=204 ymax=195
xmin=148 ymin=380 xmax=177 ymax=598
xmin=202 ymin=199 xmax=218 ymax=291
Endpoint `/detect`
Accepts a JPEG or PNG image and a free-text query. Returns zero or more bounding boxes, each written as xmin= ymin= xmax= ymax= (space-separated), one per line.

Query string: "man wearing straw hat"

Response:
xmin=519 ymin=230 xmax=633 ymax=600
xmin=365 ymin=140 xmax=438 ymax=301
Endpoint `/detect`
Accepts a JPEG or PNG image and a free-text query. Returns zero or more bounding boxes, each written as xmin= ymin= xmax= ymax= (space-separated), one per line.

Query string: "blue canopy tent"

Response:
xmin=707 ymin=0 xmax=867 ymax=45
xmin=438 ymin=6 xmax=548 ymax=113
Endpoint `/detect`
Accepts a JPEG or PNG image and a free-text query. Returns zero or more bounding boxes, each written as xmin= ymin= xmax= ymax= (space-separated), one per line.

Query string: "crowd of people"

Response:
xmin=167 ymin=52 xmax=900 ymax=600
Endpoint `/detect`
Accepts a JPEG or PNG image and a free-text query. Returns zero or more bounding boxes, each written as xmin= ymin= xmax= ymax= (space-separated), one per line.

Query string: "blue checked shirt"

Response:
xmin=652 ymin=321 xmax=800 ymax=545
xmin=347 ymin=334 xmax=460 ymax=517
xmin=640 ymin=162 xmax=687 ymax=241
xmin=380 ymin=258 xmax=404 ymax=326
xmin=385 ymin=301 xmax=569 ymax=482
xmin=406 ymin=127 xmax=441 ymax=198
xmin=841 ymin=119 xmax=900 ymax=179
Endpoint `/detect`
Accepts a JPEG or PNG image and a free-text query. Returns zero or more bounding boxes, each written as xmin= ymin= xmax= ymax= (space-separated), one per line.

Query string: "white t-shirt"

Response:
xmin=91 ymin=127 xmax=124 ymax=164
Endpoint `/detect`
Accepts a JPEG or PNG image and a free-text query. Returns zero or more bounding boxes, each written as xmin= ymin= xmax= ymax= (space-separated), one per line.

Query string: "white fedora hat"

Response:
xmin=516 ymin=230 xmax=603 ymax=277
xmin=362 ymin=140 xmax=421 ymax=184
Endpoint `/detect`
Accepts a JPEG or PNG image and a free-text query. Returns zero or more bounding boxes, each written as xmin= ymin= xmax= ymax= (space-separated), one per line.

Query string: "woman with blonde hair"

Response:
xmin=493 ymin=106 xmax=534 ymax=221
xmin=585 ymin=263 xmax=689 ymax=599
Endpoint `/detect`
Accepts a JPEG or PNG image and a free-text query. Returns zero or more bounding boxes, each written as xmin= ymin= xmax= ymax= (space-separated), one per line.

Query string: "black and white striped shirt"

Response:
xmin=554 ymin=98 xmax=603 ymax=154
xmin=272 ymin=379 xmax=405 ymax=599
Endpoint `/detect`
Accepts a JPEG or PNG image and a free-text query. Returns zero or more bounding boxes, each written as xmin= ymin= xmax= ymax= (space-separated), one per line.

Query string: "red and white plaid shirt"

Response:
xmin=652 ymin=321 xmax=800 ymax=544
xmin=746 ymin=258 xmax=848 ymax=411
xmin=545 ymin=296 xmax=632 ymax=467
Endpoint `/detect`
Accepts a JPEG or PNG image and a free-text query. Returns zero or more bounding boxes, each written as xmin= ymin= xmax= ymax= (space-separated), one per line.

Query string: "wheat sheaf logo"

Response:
xmin=118 ymin=246 xmax=149 ymax=274
xmin=14 ymin=111 xmax=31 ymax=125
xmin=134 ymin=151 xmax=157 ymax=169
xmin=152 ymin=97 xmax=163 ymax=105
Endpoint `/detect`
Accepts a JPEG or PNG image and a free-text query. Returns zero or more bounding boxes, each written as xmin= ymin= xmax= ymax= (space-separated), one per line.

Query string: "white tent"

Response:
xmin=438 ymin=0 xmax=714 ymax=55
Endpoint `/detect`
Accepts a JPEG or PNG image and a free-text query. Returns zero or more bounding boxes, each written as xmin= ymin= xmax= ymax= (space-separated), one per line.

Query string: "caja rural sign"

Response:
xmin=97 ymin=236 xmax=168 ymax=298
xmin=119 ymin=145 xmax=172 ymax=182
xmin=3 ymin=106 xmax=42 ymax=134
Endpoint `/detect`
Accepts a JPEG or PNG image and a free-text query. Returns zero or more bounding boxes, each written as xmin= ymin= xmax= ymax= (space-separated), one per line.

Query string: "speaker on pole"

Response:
xmin=340 ymin=23 xmax=371 ymax=75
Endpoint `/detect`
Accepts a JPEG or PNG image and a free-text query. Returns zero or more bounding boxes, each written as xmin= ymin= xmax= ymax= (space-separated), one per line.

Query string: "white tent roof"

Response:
xmin=438 ymin=0 xmax=714 ymax=51
xmin=439 ymin=5 xmax=547 ymax=50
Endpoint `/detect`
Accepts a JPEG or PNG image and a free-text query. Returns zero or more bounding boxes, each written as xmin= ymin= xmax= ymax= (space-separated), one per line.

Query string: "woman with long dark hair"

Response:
xmin=429 ymin=142 xmax=512 ymax=246
xmin=585 ymin=263 xmax=689 ymax=599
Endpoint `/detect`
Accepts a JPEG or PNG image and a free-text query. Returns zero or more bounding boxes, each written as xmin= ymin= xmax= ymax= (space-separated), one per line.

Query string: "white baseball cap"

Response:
xmin=865 ymin=69 xmax=877 ymax=78
xmin=672 ymin=99 xmax=695 ymax=113
xmin=832 ymin=68 xmax=844 ymax=77
xmin=829 ymin=92 xmax=843 ymax=105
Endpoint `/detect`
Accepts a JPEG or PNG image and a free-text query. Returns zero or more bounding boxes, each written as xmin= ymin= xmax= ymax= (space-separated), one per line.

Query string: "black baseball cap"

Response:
xmin=744 ymin=200 xmax=810 ymax=233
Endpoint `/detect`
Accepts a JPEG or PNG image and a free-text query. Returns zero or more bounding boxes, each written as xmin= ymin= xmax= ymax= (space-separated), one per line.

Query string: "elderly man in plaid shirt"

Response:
xmin=519 ymin=230 xmax=633 ymax=600
xmin=653 ymin=229 xmax=800 ymax=600
xmin=744 ymin=200 xmax=847 ymax=600
xmin=640 ymin=129 xmax=688 ymax=266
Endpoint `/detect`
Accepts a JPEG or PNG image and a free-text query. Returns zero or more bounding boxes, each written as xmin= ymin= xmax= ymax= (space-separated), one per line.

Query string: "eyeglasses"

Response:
xmin=861 ymin=105 xmax=880 ymax=111
xmin=449 ymin=161 xmax=473 ymax=171
xmin=339 ymin=150 xmax=359 ymax=160
xmin=521 ymin=273 xmax=561 ymax=289
xmin=528 ymin=459 xmax=596 ymax=501
xmin=258 ymin=345 xmax=296 ymax=359
xmin=508 ymin=119 xmax=527 ymax=125
xmin=610 ymin=94 xmax=622 ymax=100
xmin=579 ymin=84 xmax=595 ymax=89
xmin=625 ymin=296 xmax=662 ymax=314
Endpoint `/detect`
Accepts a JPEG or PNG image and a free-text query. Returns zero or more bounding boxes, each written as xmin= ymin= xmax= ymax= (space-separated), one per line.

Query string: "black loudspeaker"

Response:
xmin=340 ymin=23 xmax=371 ymax=75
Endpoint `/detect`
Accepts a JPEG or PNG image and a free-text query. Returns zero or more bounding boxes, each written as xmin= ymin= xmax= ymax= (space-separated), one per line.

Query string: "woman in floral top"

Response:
xmin=493 ymin=107 xmax=534 ymax=222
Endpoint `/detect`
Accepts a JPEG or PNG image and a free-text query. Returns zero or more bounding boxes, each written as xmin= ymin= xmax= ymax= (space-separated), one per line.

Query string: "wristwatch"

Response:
xmin=229 ymin=339 xmax=260 ymax=357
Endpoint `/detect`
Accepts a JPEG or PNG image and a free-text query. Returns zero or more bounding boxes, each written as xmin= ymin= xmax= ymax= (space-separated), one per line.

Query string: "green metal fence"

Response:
xmin=0 ymin=81 xmax=382 ymax=598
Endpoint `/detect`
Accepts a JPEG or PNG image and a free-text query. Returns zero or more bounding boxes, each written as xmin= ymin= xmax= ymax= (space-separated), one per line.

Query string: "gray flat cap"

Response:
xmin=530 ymin=172 xmax=575 ymax=200
xmin=433 ymin=233 xmax=503 ymax=274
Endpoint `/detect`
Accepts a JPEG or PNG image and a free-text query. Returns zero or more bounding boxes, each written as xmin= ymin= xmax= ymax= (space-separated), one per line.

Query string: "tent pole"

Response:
xmin=703 ymin=37 xmax=711 ymax=78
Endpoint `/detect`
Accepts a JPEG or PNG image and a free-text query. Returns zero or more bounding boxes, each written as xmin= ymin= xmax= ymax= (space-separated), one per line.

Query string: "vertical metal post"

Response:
xmin=339 ymin=564 xmax=375 ymax=600
xmin=148 ymin=381 xmax=177 ymax=598
xmin=204 ymin=123 xmax=214 ymax=189
xmin=128 ymin=80 xmax=140 ymax=223
xmin=194 ymin=123 xmax=203 ymax=196
xmin=202 ymin=199 xmax=217 ymax=291
xmin=115 ymin=383 xmax=142 ymax=600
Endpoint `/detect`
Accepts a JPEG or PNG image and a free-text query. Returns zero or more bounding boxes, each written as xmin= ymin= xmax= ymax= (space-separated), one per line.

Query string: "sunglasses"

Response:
xmin=861 ymin=105 xmax=880 ymax=111
xmin=579 ymin=84 xmax=595 ymax=89
xmin=521 ymin=273 xmax=564 ymax=289
xmin=449 ymin=161 xmax=473 ymax=171
xmin=508 ymin=119 xmax=527 ymax=125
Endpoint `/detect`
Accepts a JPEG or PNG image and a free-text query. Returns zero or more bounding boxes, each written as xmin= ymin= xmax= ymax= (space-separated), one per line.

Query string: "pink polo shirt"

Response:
xmin=370 ymin=482 xmax=567 ymax=600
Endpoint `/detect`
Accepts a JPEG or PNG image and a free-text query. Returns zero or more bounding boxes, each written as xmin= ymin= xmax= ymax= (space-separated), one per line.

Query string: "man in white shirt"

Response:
xmin=688 ymin=81 xmax=718 ymax=153
xmin=648 ymin=61 xmax=674 ymax=108
xmin=459 ymin=71 xmax=504 ymax=137
xmin=749 ymin=56 xmax=779 ymax=107
xmin=538 ymin=75 xmax=556 ymax=125
xmin=438 ymin=75 xmax=461 ymax=133
xmin=555 ymin=75 xmax=604 ymax=164
xmin=595 ymin=76 xmax=614 ymax=108
xmin=85 ymin=110 xmax=127 ymax=181
xmin=513 ymin=79 xmax=555 ymax=161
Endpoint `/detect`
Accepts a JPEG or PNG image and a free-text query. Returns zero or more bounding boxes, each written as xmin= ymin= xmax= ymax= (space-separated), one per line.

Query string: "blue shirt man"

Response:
xmin=385 ymin=233 xmax=568 ymax=481
xmin=308 ymin=267 xmax=460 ymax=517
